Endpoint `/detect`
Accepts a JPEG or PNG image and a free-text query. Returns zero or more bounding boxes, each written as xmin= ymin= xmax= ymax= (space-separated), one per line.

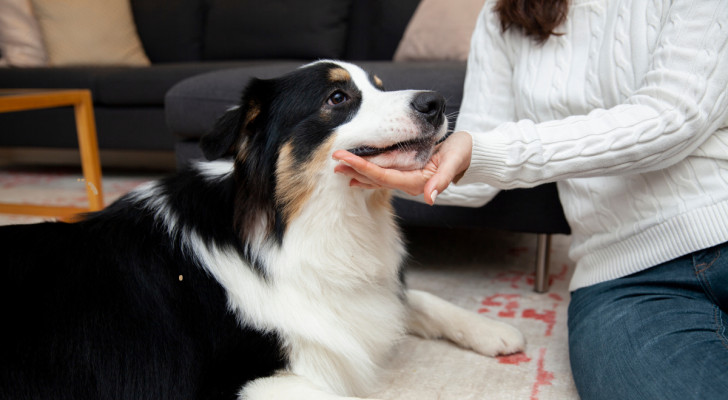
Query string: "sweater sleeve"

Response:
xmin=458 ymin=0 xmax=728 ymax=189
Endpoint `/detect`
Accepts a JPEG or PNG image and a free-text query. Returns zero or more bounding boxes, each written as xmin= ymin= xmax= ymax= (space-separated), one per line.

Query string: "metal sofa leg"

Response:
xmin=534 ymin=234 xmax=552 ymax=293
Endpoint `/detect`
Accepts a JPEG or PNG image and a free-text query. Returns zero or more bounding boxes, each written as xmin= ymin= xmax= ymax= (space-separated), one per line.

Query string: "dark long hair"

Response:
xmin=494 ymin=0 xmax=569 ymax=44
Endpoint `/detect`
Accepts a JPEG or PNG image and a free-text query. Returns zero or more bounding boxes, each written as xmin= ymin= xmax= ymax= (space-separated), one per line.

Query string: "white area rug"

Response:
xmin=376 ymin=227 xmax=577 ymax=400
xmin=0 ymin=166 xmax=578 ymax=399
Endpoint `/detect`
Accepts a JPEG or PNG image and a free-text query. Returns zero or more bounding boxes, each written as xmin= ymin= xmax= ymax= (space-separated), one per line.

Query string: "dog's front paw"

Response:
xmin=406 ymin=290 xmax=526 ymax=357
xmin=451 ymin=315 xmax=526 ymax=357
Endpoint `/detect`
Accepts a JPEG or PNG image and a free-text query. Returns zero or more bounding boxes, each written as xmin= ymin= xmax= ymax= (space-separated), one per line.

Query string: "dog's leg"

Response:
xmin=239 ymin=373 xmax=381 ymax=400
xmin=406 ymin=289 xmax=526 ymax=356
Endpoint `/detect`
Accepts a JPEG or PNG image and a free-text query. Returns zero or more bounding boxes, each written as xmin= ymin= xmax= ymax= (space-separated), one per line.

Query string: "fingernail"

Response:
xmin=430 ymin=190 xmax=438 ymax=205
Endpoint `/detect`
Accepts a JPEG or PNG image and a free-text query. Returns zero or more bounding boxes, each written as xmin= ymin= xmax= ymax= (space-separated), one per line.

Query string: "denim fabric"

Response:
xmin=568 ymin=241 xmax=728 ymax=400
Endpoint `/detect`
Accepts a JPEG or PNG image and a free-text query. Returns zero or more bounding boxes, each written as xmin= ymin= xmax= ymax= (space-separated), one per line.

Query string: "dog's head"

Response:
xmin=200 ymin=61 xmax=447 ymax=241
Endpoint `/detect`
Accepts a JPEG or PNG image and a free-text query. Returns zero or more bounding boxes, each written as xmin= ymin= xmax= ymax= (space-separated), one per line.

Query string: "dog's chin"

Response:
xmin=363 ymin=147 xmax=435 ymax=171
xmin=349 ymin=135 xmax=443 ymax=171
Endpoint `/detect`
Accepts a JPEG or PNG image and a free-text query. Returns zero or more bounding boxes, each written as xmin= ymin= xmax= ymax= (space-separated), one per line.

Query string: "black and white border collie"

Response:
xmin=0 ymin=61 xmax=524 ymax=400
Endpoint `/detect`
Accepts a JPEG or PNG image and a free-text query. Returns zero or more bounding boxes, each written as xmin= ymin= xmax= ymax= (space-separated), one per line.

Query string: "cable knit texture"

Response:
xmin=453 ymin=0 xmax=728 ymax=290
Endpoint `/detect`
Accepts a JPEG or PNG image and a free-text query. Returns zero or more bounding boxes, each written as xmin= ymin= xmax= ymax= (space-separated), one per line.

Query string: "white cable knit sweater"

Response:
xmin=450 ymin=0 xmax=728 ymax=291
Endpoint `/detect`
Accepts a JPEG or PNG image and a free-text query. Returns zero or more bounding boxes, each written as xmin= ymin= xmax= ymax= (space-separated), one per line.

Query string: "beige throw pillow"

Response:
xmin=394 ymin=0 xmax=486 ymax=62
xmin=0 ymin=0 xmax=49 ymax=67
xmin=31 ymin=0 xmax=150 ymax=66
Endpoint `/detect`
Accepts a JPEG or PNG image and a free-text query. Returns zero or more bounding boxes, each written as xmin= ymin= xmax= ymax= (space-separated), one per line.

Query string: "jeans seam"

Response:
xmin=694 ymin=249 xmax=721 ymax=307
xmin=695 ymin=249 xmax=720 ymax=274
xmin=714 ymin=306 xmax=728 ymax=351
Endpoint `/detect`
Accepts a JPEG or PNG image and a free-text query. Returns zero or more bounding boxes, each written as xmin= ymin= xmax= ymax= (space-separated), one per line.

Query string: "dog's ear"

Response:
xmin=200 ymin=79 xmax=267 ymax=160
xmin=200 ymin=107 xmax=243 ymax=160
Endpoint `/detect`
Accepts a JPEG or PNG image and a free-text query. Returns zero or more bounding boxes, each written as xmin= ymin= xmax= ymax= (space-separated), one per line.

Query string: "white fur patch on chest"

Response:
xmin=188 ymin=211 xmax=407 ymax=396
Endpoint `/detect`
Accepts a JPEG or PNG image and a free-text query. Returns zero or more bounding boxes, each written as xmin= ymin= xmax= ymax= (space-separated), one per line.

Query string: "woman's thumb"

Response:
xmin=423 ymin=174 xmax=452 ymax=205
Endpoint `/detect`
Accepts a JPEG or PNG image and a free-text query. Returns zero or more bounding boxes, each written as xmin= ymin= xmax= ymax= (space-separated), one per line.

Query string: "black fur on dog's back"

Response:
xmin=0 ymin=168 xmax=285 ymax=400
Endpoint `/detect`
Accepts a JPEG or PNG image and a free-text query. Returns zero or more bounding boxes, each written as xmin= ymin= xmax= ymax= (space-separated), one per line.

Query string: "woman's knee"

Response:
xmin=568 ymin=285 xmax=638 ymax=400
xmin=568 ymin=267 xmax=728 ymax=400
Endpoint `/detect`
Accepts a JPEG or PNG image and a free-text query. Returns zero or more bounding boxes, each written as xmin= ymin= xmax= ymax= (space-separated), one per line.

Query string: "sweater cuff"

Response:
xmin=455 ymin=130 xmax=511 ymax=187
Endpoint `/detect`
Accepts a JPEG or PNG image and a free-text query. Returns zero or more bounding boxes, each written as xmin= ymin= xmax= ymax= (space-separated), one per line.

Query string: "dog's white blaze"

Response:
xmin=326 ymin=61 xmax=447 ymax=171
xmin=332 ymin=62 xmax=424 ymax=154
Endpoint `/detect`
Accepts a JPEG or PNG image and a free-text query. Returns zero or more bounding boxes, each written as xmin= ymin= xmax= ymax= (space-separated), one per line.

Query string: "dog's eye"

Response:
xmin=327 ymin=91 xmax=349 ymax=106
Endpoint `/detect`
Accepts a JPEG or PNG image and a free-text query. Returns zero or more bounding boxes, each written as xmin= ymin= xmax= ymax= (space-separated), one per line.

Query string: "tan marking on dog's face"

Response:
xmin=244 ymin=100 xmax=261 ymax=127
xmin=235 ymin=101 xmax=262 ymax=162
xmin=275 ymin=137 xmax=336 ymax=226
xmin=319 ymin=108 xmax=332 ymax=122
xmin=329 ymin=67 xmax=352 ymax=83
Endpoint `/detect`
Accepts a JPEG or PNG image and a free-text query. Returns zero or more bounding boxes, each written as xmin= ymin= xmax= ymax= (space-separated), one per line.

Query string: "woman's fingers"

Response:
xmin=333 ymin=162 xmax=379 ymax=187
xmin=423 ymin=131 xmax=473 ymax=204
xmin=332 ymin=150 xmax=429 ymax=196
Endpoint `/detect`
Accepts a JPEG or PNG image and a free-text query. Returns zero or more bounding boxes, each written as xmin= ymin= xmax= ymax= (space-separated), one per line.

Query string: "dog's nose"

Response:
xmin=411 ymin=92 xmax=446 ymax=126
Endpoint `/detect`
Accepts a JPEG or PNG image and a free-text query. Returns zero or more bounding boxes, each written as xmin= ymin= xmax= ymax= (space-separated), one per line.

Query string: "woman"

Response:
xmin=333 ymin=0 xmax=728 ymax=399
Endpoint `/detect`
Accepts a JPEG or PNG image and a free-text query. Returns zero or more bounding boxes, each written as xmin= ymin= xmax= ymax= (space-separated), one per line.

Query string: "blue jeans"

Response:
xmin=568 ymin=241 xmax=728 ymax=400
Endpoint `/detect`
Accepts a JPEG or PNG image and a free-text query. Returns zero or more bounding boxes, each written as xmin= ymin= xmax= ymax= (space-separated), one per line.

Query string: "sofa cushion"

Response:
xmin=394 ymin=0 xmax=486 ymax=62
xmin=130 ymin=0 xmax=205 ymax=63
xmin=0 ymin=67 xmax=111 ymax=93
xmin=0 ymin=106 xmax=173 ymax=150
xmin=165 ymin=62 xmax=306 ymax=138
xmin=203 ymin=0 xmax=352 ymax=61
xmin=0 ymin=62 xmax=293 ymax=107
xmin=30 ymin=0 xmax=150 ymax=66
xmin=0 ymin=0 xmax=48 ymax=67
xmin=94 ymin=62 xmax=277 ymax=106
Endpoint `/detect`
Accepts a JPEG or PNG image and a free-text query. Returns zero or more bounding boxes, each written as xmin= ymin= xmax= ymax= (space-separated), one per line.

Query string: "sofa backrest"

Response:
xmin=130 ymin=0 xmax=205 ymax=63
xmin=344 ymin=0 xmax=421 ymax=60
xmin=130 ymin=0 xmax=421 ymax=63
xmin=202 ymin=0 xmax=353 ymax=61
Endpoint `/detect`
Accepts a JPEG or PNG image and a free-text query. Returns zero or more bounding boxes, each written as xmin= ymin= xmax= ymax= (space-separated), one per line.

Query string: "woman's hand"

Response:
xmin=332 ymin=131 xmax=473 ymax=205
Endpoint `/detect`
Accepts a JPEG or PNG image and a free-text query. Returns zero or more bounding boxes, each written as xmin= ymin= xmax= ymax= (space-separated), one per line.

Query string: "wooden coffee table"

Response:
xmin=0 ymin=89 xmax=104 ymax=219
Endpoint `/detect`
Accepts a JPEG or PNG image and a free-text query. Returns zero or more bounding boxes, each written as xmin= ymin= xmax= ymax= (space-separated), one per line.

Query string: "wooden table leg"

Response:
xmin=0 ymin=89 xmax=104 ymax=219
xmin=74 ymin=91 xmax=104 ymax=211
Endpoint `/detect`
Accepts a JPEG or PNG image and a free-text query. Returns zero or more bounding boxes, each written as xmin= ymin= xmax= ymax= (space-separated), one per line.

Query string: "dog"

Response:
xmin=0 ymin=61 xmax=524 ymax=400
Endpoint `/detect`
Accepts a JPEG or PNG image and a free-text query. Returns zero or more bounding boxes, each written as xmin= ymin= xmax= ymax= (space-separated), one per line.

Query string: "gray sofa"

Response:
xmin=0 ymin=0 xmax=420 ymax=151
xmin=0 ymin=0 xmax=570 ymax=291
